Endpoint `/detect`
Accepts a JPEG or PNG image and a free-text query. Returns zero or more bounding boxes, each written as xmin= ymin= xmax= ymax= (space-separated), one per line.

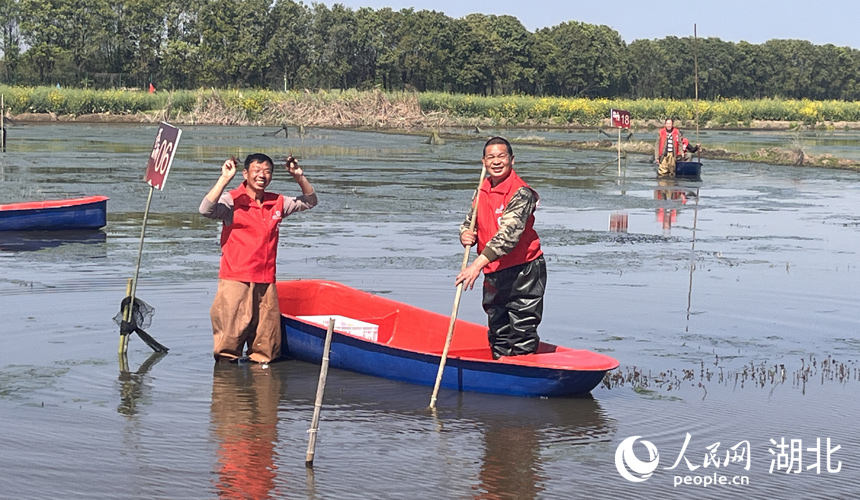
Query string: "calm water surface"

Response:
xmin=1 ymin=124 xmax=858 ymax=499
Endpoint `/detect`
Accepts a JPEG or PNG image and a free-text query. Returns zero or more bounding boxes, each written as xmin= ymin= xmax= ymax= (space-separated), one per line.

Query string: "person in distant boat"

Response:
xmin=199 ymin=153 xmax=318 ymax=363
xmin=456 ymin=137 xmax=546 ymax=359
xmin=679 ymin=131 xmax=700 ymax=161
xmin=654 ymin=118 xmax=682 ymax=177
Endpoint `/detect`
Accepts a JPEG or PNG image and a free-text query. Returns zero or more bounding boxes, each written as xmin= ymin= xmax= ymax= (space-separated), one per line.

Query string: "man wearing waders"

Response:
xmin=456 ymin=137 xmax=547 ymax=359
xmin=655 ymin=118 xmax=682 ymax=178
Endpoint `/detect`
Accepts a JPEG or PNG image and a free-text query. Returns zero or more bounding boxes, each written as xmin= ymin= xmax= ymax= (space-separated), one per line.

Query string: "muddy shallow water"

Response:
xmin=0 ymin=124 xmax=858 ymax=499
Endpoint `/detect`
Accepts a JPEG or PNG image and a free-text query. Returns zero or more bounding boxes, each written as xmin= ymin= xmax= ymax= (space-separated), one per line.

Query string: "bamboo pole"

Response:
xmin=119 ymin=278 xmax=133 ymax=354
xmin=119 ymin=186 xmax=154 ymax=355
xmin=1 ymin=94 xmax=6 ymax=153
xmin=429 ymin=164 xmax=487 ymax=409
xmin=306 ymin=318 xmax=336 ymax=468
xmin=694 ymin=24 xmax=700 ymax=162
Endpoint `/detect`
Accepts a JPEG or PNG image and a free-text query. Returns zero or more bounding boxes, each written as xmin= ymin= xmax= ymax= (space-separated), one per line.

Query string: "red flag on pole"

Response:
xmin=148 ymin=83 xmax=156 ymax=94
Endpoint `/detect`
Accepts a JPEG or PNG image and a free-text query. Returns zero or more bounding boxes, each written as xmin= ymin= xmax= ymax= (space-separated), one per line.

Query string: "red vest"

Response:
xmin=657 ymin=127 xmax=682 ymax=156
xmin=219 ymin=184 xmax=285 ymax=283
xmin=476 ymin=170 xmax=543 ymax=274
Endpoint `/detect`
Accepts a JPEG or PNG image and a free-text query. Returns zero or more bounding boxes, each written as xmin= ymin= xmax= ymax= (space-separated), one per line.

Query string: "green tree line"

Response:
xmin=2 ymin=0 xmax=859 ymax=100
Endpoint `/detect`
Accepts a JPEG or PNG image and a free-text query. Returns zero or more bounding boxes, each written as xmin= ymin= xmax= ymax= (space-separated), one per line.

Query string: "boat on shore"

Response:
xmin=278 ymin=280 xmax=619 ymax=398
xmin=0 ymin=196 xmax=108 ymax=231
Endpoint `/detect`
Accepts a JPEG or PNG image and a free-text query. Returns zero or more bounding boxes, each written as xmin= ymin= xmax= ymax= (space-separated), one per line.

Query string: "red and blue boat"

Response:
xmin=0 ymin=196 xmax=108 ymax=231
xmin=278 ymin=280 xmax=619 ymax=398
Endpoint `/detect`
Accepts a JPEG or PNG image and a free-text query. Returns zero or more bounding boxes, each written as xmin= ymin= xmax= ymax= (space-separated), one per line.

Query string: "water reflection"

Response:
xmin=441 ymin=392 xmax=612 ymax=500
xmin=476 ymin=424 xmax=544 ymax=499
xmin=117 ymin=351 xmax=167 ymax=417
xmin=654 ymin=180 xmax=699 ymax=235
xmin=0 ymin=230 xmax=107 ymax=252
xmin=609 ymin=211 xmax=628 ymax=233
xmin=211 ymin=363 xmax=283 ymax=500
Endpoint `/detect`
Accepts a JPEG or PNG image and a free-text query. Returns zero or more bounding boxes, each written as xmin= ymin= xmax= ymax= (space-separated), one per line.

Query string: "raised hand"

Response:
xmin=286 ymin=155 xmax=303 ymax=178
xmin=222 ymin=157 xmax=238 ymax=180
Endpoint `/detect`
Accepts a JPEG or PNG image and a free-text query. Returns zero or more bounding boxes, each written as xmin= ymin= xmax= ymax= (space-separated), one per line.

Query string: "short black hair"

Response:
xmin=243 ymin=153 xmax=274 ymax=170
xmin=483 ymin=137 xmax=513 ymax=157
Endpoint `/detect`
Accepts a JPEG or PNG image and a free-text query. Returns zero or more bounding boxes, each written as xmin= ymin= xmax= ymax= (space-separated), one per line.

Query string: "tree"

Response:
xmin=626 ymin=39 xmax=670 ymax=98
xmin=392 ymin=9 xmax=457 ymax=91
xmin=536 ymin=21 xmax=626 ymax=97
xmin=198 ymin=0 xmax=272 ymax=87
xmin=452 ymin=14 xmax=534 ymax=95
xmin=0 ymin=0 xmax=21 ymax=83
xmin=267 ymin=0 xmax=312 ymax=89
xmin=19 ymin=0 xmax=114 ymax=85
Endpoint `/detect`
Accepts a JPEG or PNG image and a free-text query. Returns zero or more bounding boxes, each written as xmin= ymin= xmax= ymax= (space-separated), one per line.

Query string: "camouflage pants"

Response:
xmin=658 ymin=154 xmax=677 ymax=177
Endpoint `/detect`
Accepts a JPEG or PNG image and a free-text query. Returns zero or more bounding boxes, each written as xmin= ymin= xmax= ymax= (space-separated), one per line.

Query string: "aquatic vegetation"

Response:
xmin=603 ymin=355 xmax=859 ymax=397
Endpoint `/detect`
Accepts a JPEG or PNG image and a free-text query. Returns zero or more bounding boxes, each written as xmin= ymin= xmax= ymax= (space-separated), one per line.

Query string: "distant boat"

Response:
xmin=278 ymin=280 xmax=619 ymax=398
xmin=0 ymin=196 xmax=108 ymax=231
xmin=675 ymin=161 xmax=702 ymax=178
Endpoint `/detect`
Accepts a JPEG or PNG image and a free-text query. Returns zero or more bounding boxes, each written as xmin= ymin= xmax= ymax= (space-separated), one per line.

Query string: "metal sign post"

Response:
xmin=610 ymin=109 xmax=630 ymax=177
xmin=119 ymin=122 xmax=182 ymax=354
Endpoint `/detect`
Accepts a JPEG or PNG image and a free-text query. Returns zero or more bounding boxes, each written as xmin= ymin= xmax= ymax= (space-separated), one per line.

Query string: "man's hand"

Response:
xmin=286 ymin=155 xmax=303 ymax=178
xmin=460 ymin=228 xmax=477 ymax=247
xmin=455 ymin=262 xmax=482 ymax=290
xmin=222 ymin=157 xmax=238 ymax=180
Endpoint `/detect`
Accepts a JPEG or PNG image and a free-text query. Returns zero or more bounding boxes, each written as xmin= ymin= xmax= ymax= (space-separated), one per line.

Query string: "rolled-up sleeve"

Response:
xmin=199 ymin=193 xmax=234 ymax=224
xmin=284 ymin=192 xmax=318 ymax=216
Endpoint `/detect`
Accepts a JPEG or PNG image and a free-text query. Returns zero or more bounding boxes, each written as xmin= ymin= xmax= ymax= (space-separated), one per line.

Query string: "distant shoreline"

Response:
xmin=5 ymin=112 xmax=860 ymax=172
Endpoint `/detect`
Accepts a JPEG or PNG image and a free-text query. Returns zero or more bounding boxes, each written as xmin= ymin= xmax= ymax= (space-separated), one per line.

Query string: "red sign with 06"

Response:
xmin=144 ymin=122 xmax=182 ymax=190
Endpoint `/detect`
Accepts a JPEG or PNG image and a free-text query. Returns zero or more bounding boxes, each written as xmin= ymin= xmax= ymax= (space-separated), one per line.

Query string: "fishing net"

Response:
xmin=113 ymin=296 xmax=155 ymax=331
xmin=114 ymin=295 xmax=168 ymax=353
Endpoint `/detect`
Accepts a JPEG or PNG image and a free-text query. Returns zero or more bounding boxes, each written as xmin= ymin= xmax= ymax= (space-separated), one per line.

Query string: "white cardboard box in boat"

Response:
xmin=296 ymin=315 xmax=379 ymax=342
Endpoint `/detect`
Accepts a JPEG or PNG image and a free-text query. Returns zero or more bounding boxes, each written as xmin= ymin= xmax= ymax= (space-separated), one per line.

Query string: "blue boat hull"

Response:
xmin=0 ymin=197 xmax=108 ymax=231
xmin=282 ymin=317 xmax=607 ymax=398
xmin=675 ymin=161 xmax=702 ymax=178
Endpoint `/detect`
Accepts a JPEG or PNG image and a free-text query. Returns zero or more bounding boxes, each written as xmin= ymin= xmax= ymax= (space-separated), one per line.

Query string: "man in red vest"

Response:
xmin=200 ymin=153 xmax=317 ymax=363
xmin=654 ymin=118 xmax=682 ymax=177
xmin=456 ymin=137 xmax=546 ymax=359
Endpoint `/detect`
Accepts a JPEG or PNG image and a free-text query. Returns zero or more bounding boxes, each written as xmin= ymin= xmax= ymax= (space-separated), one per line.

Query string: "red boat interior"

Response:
xmin=278 ymin=280 xmax=619 ymax=371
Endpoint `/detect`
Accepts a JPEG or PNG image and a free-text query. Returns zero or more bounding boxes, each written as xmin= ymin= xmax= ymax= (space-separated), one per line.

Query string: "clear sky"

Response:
xmin=321 ymin=0 xmax=860 ymax=49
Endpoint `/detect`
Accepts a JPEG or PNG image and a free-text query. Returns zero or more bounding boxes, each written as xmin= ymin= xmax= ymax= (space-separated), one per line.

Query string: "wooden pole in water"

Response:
xmin=119 ymin=186 xmax=154 ymax=355
xmin=617 ymin=127 xmax=622 ymax=177
xmin=119 ymin=278 xmax=133 ymax=354
xmin=1 ymin=94 xmax=6 ymax=153
xmin=429 ymin=164 xmax=487 ymax=409
xmin=306 ymin=318 xmax=336 ymax=468
xmin=694 ymin=24 xmax=700 ymax=162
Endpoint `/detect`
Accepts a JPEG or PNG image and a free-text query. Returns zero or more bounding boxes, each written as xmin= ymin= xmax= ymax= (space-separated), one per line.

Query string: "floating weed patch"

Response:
xmin=0 ymin=365 xmax=70 ymax=400
xmin=633 ymin=386 xmax=683 ymax=401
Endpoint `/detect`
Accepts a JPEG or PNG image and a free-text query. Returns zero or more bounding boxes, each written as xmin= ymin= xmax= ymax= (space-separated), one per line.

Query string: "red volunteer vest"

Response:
xmin=219 ymin=184 xmax=285 ymax=283
xmin=657 ymin=127 xmax=682 ymax=157
xmin=476 ymin=170 xmax=543 ymax=274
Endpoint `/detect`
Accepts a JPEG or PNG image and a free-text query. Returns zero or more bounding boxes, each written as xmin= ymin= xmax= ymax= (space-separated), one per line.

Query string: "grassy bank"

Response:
xmin=419 ymin=93 xmax=860 ymax=129
xmin=5 ymin=86 xmax=860 ymax=129
xmin=2 ymin=86 xmax=859 ymax=170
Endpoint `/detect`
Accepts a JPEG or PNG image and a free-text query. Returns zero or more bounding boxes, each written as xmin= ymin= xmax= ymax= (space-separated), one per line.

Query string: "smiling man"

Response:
xmin=456 ymin=137 xmax=546 ymax=359
xmin=199 ymin=153 xmax=317 ymax=363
